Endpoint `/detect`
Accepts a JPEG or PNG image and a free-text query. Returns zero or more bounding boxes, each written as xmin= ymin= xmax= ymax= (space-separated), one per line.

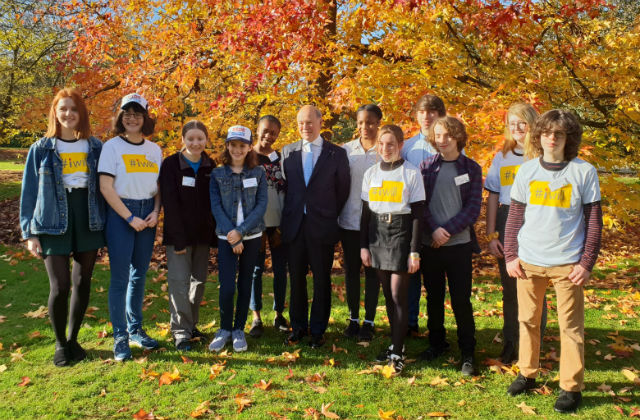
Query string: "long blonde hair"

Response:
xmin=503 ymin=102 xmax=538 ymax=160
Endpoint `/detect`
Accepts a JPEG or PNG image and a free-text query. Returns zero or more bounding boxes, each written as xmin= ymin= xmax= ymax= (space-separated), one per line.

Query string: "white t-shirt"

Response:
xmin=56 ymin=139 xmax=89 ymax=188
xmin=484 ymin=150 xmax=524 ymax=205
xmin=510 ymin=157 xmax=601 ymax=267
xmin=338 ymin=138 xmax=378 ymax=230
xmin=361 ymin=161 xmax=425 ymax=214
xmin=97 ymin=136 xmax=162 ymax=199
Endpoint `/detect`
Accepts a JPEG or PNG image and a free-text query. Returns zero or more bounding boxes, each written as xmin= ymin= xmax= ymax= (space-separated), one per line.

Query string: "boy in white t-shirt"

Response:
xmin=504 ymin=110 xmax=603 ymax=414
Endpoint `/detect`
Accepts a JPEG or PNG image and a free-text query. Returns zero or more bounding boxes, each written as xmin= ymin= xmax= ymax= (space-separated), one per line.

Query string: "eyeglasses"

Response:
xmin=123 ymin=112 xmax=143 ymax=120
xmin=509 ymin=121 xmax=528 ymax=130
xmin=541 ymin=130 xmax=567 ymax=139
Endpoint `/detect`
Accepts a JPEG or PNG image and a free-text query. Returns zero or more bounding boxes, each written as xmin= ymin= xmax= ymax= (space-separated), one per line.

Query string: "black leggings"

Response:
xmin=377 ymin=270 xmax=409 ymax=356
xmin=43 ymin=250 xmax=98 ymax=346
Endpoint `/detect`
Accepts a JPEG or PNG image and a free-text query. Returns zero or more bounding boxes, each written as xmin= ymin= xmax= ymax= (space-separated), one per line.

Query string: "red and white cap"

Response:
xmin=226 ymin=125 xmax=252 ymax=144
xmin=120 ymin=93 xmax=148 ymax=110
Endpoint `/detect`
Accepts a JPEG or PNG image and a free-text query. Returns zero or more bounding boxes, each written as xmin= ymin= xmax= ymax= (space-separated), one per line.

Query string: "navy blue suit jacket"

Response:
xmin=280 ymin=138 xmax=350 ymax=245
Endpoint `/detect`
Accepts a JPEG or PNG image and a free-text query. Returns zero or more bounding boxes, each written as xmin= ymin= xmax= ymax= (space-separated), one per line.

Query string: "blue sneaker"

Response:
xmin=208 ymin=329 xmax=231 ymax=352
xmin=232 ymin=329 xmax=248 ymax=352
xmin=114 ymin=336 xmax=132 ymax=361
xmin=129 ymin=328 xmax=159 ymax=350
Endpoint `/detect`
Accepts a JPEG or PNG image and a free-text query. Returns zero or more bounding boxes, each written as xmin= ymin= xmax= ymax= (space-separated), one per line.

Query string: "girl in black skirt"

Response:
xmin=360 ymin=125 xmax=425 ymax=373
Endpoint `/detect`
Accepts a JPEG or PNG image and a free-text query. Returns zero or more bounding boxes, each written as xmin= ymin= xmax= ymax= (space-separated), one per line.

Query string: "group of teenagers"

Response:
xmin=20 ymin=88 xmax=602 ymax=413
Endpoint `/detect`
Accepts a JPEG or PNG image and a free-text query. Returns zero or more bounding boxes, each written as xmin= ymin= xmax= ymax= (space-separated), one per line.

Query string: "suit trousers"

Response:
xmin=518 ymin=261 xmax=585 ymax=392
xmin=288 ymin=219 xmax=335 ymax=336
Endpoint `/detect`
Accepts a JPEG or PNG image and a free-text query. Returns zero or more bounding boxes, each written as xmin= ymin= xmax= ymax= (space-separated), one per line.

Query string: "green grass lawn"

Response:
xmin=0 ymin=161 xmax=25 ymax=172
xmin=0 ymin=181 xmax=21 ymax=201
xmin=0 ymin=246 xmax=638 ymax=420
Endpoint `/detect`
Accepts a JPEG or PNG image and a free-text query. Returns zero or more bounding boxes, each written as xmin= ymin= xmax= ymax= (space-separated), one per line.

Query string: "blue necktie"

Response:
xmin=303 ymin=143 xmax=313 ymax=186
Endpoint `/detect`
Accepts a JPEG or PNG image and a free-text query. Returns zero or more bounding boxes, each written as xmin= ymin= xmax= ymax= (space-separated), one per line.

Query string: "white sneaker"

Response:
xmin=208 ymin=329 xmax=231 ymax=352
xmin=232 ymin=329 xmax=248 ymax=352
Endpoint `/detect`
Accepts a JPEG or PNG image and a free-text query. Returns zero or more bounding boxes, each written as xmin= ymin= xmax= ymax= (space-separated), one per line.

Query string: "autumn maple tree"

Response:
xmin=13 ymin=0 xmax=640 ymax=223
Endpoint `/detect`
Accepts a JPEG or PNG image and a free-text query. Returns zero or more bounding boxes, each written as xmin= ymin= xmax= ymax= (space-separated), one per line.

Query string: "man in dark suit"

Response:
xmin=281 ymin=105 xmax=350 ymax=348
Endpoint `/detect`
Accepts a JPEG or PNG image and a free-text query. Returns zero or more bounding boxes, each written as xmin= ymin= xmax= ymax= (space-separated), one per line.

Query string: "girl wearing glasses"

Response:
xmin=98 ymin=93 xmax=162 ymax=361
xmin=484 ymin=102 xmax=547 ymax=364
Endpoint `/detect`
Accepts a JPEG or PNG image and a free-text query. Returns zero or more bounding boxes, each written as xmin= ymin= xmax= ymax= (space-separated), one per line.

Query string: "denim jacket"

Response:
xmin=210 ymin=164 xmax=267 ymax=238
xmin=20 ymin=136 xmax=106 ymax=239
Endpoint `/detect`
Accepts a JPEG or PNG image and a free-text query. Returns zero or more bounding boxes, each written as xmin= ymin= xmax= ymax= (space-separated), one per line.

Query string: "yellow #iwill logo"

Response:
xmin=500 ymin=165 xmax=520 ymax=186
xmin=529 ymin=181 xmax=572 ymax=208
xmin=369 ymin=181 xmax=403 ymax=203
xmin=60 ymin=152 xmax=88 ymax=175
xmin=122 ymin=154 xmax=158 ymax=173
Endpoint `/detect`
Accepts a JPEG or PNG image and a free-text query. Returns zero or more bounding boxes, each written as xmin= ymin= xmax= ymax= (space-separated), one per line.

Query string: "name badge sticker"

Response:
xmin=454 ymin=173 xmax=470 ymax=186
xmin=548 ymin=178 xmax=568 ymax=192
xmin=243 ymin=177 xmax=258 ymax=188
xmin=182 ymin=176 xmax=196 ymax=187
xmin=268 ymin=151 xmax=278 ymax=162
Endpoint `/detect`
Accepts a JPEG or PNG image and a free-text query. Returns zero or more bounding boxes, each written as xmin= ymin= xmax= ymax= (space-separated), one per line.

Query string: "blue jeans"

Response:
xmin=250 ymin=227 xmax=288 ymax=313
xmin=106 ymin=199 xmax=156 ymax=339
xmin=218 ymin=237 xmax=261 ymax=331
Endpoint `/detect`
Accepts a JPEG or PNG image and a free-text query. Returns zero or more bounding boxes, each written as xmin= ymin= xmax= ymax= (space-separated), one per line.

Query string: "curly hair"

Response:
xmin=530 ymin=110 xmax=582 ymax=161
xmin=427 ymin=116 xmax=467 ymax=152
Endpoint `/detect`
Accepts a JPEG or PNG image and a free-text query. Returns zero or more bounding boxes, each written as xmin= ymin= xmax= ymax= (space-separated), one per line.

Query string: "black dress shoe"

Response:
xmin=284 ymin=329 xmax=306 ymax=345
xmin=554 ymin=389 xmax=582 ymax=413
xmin=309 ymin=334 xmax=325 ymax=349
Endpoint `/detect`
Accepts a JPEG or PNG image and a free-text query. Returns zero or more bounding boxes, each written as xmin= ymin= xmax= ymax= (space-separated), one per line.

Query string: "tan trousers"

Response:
xmin=517 ymin=261 xmax=585 ymax=392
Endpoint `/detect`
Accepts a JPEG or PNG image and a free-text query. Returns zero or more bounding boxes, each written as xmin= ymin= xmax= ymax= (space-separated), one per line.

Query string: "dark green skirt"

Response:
xmin=39 ymin=188 xmax=105 ymax=256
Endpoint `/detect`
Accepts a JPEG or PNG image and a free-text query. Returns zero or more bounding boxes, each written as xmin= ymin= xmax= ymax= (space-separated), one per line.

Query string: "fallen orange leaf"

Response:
xmin=158 ymin=366 xmax=181 ymax=386
xmin=321 ymin=402 xmax=339 ymax=419
xmin=181 ymin=355 xmax=193 ymax=364
xmin=427 ymin=412 xmax=450 ymax=418
xmin=516 ymin=401 xmax=536 ymax=415
xmin=132 ymin=409 xmax=156 ymax=419
xmin=254 ymin=379 xmax=273 ymax=391
xmin=235 ymin=393 xmax=252 ymax=413
xmin=17 ymin=376 xmax=30 ymax=387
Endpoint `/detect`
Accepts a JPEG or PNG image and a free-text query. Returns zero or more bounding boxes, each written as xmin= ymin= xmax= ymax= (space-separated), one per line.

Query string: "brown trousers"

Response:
xmin=517 ymin=261 xmax=585 ymax=392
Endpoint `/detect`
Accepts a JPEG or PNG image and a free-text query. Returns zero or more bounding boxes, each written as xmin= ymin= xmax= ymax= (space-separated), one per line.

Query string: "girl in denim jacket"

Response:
xmin=20 ymin=88 xmax=105 ymax=367
xmin=208 ymin=125 xmax=267 ymax=353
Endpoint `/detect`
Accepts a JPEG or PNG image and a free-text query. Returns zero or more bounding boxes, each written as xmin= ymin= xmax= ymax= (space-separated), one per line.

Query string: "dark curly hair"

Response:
xmin=427 ymin=116 xmax=467 ymax=152
xmin=530 ymin=110 xmax=582 ymax=161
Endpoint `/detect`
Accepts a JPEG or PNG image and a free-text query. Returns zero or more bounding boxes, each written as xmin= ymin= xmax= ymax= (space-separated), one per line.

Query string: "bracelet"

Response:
xmin=486 ymin=232 xmax=499 ymax=241
xmin=409 ymin=252 xmax=420 ymax=260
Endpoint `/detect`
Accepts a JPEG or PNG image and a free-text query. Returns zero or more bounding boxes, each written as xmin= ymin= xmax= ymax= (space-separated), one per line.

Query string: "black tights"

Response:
xmin=43 ymin=250 xmax=98 ymax=347
xmin=377 ymin=270 xmax=409 ymax=356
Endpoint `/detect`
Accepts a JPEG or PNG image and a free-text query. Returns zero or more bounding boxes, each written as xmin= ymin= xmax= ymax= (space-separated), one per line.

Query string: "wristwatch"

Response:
xmin=126 ymin=214 xmax=135 ymax=223
xmin=409 ymin=252 xmax=420 ymax=260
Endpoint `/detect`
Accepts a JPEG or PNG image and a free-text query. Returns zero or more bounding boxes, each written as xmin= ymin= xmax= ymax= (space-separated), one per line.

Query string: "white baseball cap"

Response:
xmin=121 ymin=93 xmax=148 ymax=111
xmin=226 ymin=125 xmax=252 ymax=144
